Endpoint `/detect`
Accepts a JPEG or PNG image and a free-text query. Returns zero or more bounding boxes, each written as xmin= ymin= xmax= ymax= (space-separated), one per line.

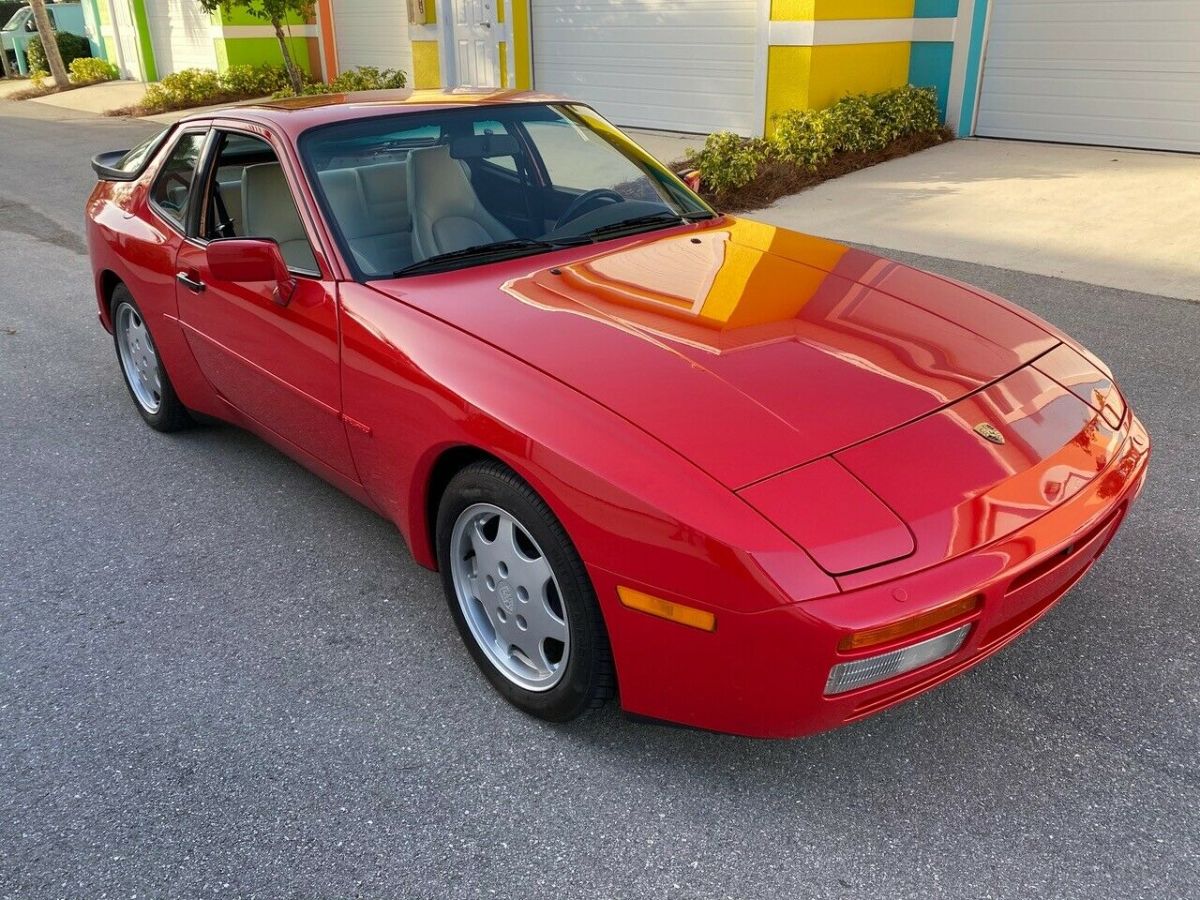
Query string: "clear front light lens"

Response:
xmin=825 ymin=623 xmax=972 ymax=695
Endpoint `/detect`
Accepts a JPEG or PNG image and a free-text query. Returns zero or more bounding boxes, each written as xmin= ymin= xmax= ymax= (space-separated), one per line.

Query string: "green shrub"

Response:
xmin=772 ymin=108 xmax=841 ymax=170
xmin=138 ymin=64 xmax=290 ymax=112
xmin=27 ymin=31 xmax=91 ymax=74
xmin=686 ymin=132 xmax=772 ymax=196
xmin=69 ymin=56 xmax=119 ymax=85
xmin=868 ymin=84 xmax=941 ymax=144
xmin=330 ymin=65 xmax=406 ymax=92
xmin=141 ymin=67 xmax=219 ymax=111
xmin=218 ymin=63 xmax=290 ymax=97
xmin=773 ymin=84 xmax=941 ymax=171
xmin=273 ymin=65 xmax=408 ymax=98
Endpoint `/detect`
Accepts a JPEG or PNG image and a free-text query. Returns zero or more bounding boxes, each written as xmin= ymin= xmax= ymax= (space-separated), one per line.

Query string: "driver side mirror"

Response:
xmin=207 ymin=238 xmax=297 ymax=306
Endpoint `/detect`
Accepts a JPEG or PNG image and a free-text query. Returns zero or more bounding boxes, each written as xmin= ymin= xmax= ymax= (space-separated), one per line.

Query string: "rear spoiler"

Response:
xmin=91 ymin=150 xmax=138 ymax=182
xmin=90 ymin=128 xmax=173 ymax=181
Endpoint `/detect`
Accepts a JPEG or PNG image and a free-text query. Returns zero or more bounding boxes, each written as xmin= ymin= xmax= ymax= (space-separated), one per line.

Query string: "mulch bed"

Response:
xmin=691 ymin=126 xmax=955 ymax=213
xmin=5 ymin=81 xmax=84 ymax=101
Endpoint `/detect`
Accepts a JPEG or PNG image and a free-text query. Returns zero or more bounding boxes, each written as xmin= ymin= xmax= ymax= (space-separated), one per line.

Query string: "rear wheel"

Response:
xmin=436 ymin=460 xmax=614 ymax=721
xmin=110 ymin=285 xmax=190 ymax=432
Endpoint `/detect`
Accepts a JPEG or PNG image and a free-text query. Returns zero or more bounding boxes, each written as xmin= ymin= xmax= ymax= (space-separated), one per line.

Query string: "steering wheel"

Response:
xmin=554 ymin=188 xmax=625 ymax=229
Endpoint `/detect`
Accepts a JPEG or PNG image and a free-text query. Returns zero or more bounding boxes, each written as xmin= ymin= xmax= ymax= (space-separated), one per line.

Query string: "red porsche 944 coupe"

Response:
xmin=86 ymin=91 xmax=1150 ymax=738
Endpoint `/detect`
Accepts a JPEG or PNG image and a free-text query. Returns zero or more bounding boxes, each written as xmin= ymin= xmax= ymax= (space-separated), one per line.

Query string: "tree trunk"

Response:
xmin=28 ymin=0 xmax=69 ymax=88
xmin=271 ymin=17 xmax=303 ymax=94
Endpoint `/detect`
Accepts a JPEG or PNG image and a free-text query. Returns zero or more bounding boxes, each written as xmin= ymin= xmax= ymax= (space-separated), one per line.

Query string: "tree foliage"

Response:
xmin=27 ymin=0 xmax=68 ymax=87
xmin=194 ymin=1 xmax=314 ymax=92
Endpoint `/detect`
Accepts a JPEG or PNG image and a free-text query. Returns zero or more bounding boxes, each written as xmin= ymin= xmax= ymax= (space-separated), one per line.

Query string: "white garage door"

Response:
xmin=334 ymin=0 xmax=412 ymax=78
xmin=977 ymin=0 xmax=1200 ymax=152
xmin=147 ymin=0 xmax=218 ymax=76
xmin=530 ymin=0 xmax=760 ymax=136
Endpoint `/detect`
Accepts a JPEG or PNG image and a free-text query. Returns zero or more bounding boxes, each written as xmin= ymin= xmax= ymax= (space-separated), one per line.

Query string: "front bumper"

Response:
xmin=592 ymin=415 xmax=1151 ymax=738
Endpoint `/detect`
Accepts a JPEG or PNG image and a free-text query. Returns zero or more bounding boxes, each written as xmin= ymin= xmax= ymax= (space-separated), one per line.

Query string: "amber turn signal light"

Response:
xmin=838 ymin=594 xmax=982 ymax=652
xmin=617 ymin=587 xmax=717 ymax=632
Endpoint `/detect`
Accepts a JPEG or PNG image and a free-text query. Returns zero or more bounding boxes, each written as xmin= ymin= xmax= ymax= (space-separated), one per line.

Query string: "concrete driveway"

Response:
xmin=754 ymin=138 xmax=1200 ymax=302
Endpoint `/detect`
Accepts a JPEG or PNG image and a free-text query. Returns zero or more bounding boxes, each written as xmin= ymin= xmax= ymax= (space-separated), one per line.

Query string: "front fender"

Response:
xmin=337 ymin=281 xmax=839 ymax=617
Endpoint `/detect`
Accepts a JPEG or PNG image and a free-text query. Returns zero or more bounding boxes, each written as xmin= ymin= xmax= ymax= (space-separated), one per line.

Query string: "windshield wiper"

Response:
xmin=392 ymin=235 xmax=592 ymax=277
xmin=579 ymin=209 xmax=717 ymax=241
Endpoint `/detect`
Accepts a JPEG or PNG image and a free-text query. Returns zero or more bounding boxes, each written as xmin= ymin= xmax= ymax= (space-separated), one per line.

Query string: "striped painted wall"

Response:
xmin=766 ymin=1 xmax=960 ymax=133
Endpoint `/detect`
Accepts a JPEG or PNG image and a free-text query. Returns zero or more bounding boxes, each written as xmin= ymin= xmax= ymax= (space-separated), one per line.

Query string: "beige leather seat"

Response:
xmin=408 ymin=145 xmax=513 ymax=262
xmin=358 ymin=162 xmax=410 ymax=236
xmin=241 ymin=162 xmax=318 ymax=272
xmin=216 ymin=179 xmax=242 ymax=235
xmin=318 ymin=164 xmax=413 ymax=274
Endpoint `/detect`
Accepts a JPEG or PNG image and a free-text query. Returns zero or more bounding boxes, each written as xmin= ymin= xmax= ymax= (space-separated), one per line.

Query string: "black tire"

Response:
xmin=436 ymin=460 xmax=615 ymax=722
xmin=109 ymin=285 xmax=191 ymax=433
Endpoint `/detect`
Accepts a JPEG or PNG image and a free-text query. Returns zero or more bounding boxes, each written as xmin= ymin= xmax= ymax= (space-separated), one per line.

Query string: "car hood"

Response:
xmin=372 ymin=217 xmax=1058 ymax=489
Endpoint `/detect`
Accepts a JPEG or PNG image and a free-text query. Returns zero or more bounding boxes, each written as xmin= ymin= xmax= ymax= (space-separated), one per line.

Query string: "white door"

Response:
xmin=147 ymin=0 xmax=218 ymax=76
xmin=976 ymin=0 xmax=1200 ymax=153
xmin=110 ymin=0 xmax=145 ymax=81
xmin=530 ymin=0 xmax=760 ymax=136
xmin=450 ymin=0 xmax=500 ymax=88
xmin=333 ymin=0 xmax=413 ymax=78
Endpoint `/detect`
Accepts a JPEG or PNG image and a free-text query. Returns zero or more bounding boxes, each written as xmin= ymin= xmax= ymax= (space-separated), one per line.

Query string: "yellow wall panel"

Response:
xmin=765 ymin=42 xmax=912 ymax=132
xmin=770 ymin=0 xmax=817 ymax=19
xmin=511 ymin=0 xmax=531 ymax=88
xmin=771 ymin=0 xmax=914 ymax=20
xmin=808 ymin=42 xmax=911 ymax=107
xmin=412 ymin=40 xmax=441 ymax=89
xmin=766 ymin=45 xmax=813 ymax=130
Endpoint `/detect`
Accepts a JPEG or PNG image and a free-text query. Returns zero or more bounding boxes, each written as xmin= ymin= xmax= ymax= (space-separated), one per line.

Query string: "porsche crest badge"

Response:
xmin=973 ymin=423 xmax=1005 ymax=445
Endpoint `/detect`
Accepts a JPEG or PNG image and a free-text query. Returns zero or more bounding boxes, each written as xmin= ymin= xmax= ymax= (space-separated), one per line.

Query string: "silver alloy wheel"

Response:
xmin=114 ymin=302 xmax=163 ymax=414
xmin=449 ymin=502 xmax=570 ymax=691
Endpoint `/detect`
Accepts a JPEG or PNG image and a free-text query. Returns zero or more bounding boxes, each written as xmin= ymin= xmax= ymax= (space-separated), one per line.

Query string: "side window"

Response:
xmin=116 ymin=129 xmax=169 ymax=175
xmin=149 ymin=131 xmax=207 ymax=230
xmin=202 ymin=131 xmax=318 ymax=275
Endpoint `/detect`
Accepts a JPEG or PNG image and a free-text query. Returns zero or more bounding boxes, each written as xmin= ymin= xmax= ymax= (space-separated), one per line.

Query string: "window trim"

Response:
xmin=147 ymin=127 xmax=213 ymax=238
xmin=188 ymin=125 xmax=324 ymax=279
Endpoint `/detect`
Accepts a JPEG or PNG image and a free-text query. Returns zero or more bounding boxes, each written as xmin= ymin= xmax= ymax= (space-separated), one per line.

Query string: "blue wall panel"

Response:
xmin=914 ymin=0 xmax=960 ymax=17
xmin=909 ymin=41 xmax=954 ymax=120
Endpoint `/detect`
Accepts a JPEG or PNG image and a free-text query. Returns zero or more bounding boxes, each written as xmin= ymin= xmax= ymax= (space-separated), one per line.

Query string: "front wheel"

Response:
xmin=436 ymin=461 xmax=614 ymax=721
xmin=110 ymin=285 xmax=190 ymax=432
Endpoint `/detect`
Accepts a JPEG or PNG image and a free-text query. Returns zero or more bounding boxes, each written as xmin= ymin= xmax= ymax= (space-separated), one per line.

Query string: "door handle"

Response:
xmin=176 ymin=271 xmax=206 ymax=293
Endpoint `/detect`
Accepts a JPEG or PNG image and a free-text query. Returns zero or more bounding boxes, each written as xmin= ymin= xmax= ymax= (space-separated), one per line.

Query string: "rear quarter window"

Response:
xmin=117 ymin=129 xmax=172 ymax=175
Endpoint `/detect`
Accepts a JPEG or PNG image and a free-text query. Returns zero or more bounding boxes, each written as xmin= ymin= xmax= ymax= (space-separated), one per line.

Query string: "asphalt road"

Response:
xmin=1 ymin=101 xmax=1197 ymax=900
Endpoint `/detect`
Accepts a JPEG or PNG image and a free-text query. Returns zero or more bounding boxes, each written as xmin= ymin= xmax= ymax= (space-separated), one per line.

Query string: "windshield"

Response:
xmin=299 ymin=103 xmax=714 ymax=279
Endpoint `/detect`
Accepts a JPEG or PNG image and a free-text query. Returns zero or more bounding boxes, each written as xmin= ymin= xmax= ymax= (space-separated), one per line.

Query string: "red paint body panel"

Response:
xmin=85 ymin=94 xmax=1151 ymax=738
xmin=373 ymin=220 xmax=1057 ymax=488
xmin=176 ymin=243 xmax=357 ymax=478
xmin=835 ymin=365 xmax=1125 ymax=587
xmin=607 ymin=417 xmax=1147 ymax=737
xmin=738 ymin=458 xmax=915 ymax=575
xmin=1034 ymin=342 xmax=1127 ymax=429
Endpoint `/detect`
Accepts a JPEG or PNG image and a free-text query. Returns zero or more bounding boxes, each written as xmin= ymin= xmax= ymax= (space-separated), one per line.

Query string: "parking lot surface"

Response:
xmin=1 ymin=105 xmax=1197 ymax=899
